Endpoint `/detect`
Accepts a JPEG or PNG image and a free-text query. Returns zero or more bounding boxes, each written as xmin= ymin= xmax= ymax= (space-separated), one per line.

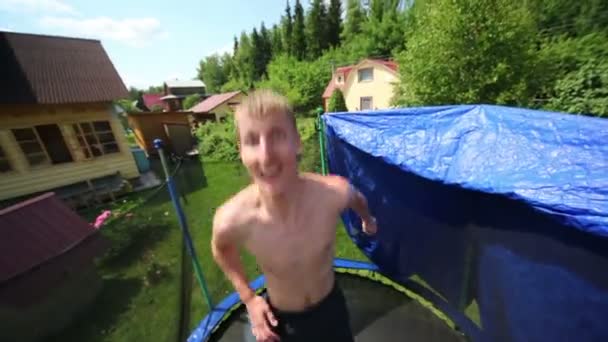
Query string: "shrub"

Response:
xmin=328 ymin=89 xmax=347 ymax=112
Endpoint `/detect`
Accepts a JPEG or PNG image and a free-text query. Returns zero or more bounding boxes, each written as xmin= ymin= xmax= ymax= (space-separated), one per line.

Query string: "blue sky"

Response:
xmin=0 ymin=0 xmax=288 ymax=89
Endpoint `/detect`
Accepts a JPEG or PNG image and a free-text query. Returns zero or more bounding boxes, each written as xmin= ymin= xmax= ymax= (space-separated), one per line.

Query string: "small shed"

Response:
xmin=0 ymin=192 xmax=109 ymax=342
xmin=127 ymin=111 xmax=196 ymax=156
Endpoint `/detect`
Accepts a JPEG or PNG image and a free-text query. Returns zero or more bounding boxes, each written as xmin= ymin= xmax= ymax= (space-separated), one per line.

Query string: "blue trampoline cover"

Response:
xmin=323 ymin=105 xmax=608 ymax=342
xmin=325 ymin=105 xmax=608 ymax=238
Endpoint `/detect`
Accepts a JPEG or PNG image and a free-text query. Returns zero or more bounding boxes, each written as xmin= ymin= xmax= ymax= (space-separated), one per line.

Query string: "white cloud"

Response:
xmin=40 ymin=16 xmax=167 ymax=47
xmin=0 ymin=27 xmax=13 ymax=32
xmin=0 ymin=0 xmax=77 ymax=15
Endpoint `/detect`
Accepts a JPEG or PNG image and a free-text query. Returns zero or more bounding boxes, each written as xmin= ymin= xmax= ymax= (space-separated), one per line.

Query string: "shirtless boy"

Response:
xmin=211 ymin=90 xmax=377 ymax=342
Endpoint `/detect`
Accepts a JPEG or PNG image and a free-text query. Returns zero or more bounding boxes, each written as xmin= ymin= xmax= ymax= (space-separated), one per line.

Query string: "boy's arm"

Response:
xmin=346 ymin=183 xmax=374 ymax=223
xmin=211 ymin=208 xmax=255 ymax=304
xmin=328 ymin=176 xmax=377 ymax=235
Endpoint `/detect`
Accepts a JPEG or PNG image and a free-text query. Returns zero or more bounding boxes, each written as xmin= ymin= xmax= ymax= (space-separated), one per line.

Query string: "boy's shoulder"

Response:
xmin=213 ymin=184 xmax=258 ymax=231
xmin=300 ymin=172 xmax=352 ymax=206
xmin=301 ymin=172 xmax=350 ymax=190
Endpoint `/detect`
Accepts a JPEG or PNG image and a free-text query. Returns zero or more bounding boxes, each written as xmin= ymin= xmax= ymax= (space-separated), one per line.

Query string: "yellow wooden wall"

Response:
xmin=342 ymin=61 xmax=399 ymax=111
xmin=0 ymin=103 xmax=139 ymax=201
xmin=127 ymin=111 xmax=191 ymax=154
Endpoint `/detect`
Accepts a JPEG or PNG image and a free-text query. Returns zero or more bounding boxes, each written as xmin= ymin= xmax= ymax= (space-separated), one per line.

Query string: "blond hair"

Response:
xmin=234 ymin=89 xmax=297 ymax=134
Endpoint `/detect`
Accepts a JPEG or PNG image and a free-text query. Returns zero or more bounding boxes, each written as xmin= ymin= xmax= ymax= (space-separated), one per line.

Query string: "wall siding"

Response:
xmin=343 ymin=62 xmax=399 ymax=112
xmin=0 ymin=103 xmax=139 ymax=201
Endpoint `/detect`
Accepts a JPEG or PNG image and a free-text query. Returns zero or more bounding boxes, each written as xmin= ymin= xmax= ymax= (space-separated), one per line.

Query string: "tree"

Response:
xmin=256 ymin=54 xmax=333 ymax=113
xmin=251 ymin=28 xmax=265 ymax=81
xmin=233 ymin=36 xmax=238 ymax=56
xmin=327 ymin=0 xmax=343 ymax=48
xmin=540 ymin=32 xmax=608 ymax=117
xmin=306 ymin=0 xmax=328 ymax=59
xmin=393 ymin=0 xmax=539 ymax=107
xmin=197 ymin=54 xmax=228 ymax=93
xmin=328 ymin=88 xmax=348 ymax=112
xmin=292 ymin=0 xmax=307 ymax=60
xmin=271 ymin=24 xmax=284 ymax=55
xmin=342 ymin=0 xmax=365 ymax=43
xmin=282 ymin=0 xmax=293 ymax=55
xmin=260 ymin=23 xmax=273 ymax=74
xmin=234 ymin=31 xmax=254 ymax=88
xmin=183 ymin=94 xmax=201 ymax=110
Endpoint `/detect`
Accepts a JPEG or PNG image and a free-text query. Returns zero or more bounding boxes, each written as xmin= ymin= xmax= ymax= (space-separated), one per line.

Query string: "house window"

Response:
xmin=12 ymin=125 xmax=74 ymax=166
xmin=337 ymin=75 xmax=343 ymax=83
xmin=72 ymin=121 xmax=119 ymax=158
xmin=360 ymin=97 xmax=373 ymax=110
xmin=358 ymin=68 xmax=373 ymax=82
xmin=0 ymin=145 xmax=11 ymax=172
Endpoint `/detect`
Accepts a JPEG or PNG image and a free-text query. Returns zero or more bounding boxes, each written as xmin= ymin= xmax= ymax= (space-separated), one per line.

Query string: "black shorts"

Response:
xmin=267 ymin=282 xmax=354 ymax=342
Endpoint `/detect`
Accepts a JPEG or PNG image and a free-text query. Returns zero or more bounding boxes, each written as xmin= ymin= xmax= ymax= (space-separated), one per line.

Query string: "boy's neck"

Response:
xmin=257 ymin=174 xmax=302 ymax=223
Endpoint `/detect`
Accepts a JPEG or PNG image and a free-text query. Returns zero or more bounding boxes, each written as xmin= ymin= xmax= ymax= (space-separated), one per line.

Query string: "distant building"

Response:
xmin=161 ymin=79 xmax=206 ymax=111
xmin=0 ymin=31 xmax=140 ymax=205
xmin=322 ymin=59 xmax=399 ymax=112
xmin=190 ymin=91 xmax=245 ymax=124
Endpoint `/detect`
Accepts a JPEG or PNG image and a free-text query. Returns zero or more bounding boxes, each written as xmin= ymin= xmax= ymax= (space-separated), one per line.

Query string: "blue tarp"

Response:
xmin=323 ymin=105 xmax=608 ymax=342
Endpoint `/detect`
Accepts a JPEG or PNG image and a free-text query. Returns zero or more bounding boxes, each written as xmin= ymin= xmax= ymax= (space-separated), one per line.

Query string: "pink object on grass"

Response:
xmin=93 ymin=210 xmax=112 ymax=229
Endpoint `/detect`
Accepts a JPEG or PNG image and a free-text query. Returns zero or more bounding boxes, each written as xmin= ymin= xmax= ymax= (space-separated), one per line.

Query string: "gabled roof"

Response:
xmin=190 ymin=91 xmax=242 ymax=113
xmin=0 ymin=31 xmax=128 ymax=104
xmin=0 ymin=193 xmax=105 ymax=283
xmin=142 ymin=93 xmax=164 ymax=109
xmin=322 ymin=59 xmax=398 ymax=99
xmin=165 ymin=79 xmax=206 ymax=89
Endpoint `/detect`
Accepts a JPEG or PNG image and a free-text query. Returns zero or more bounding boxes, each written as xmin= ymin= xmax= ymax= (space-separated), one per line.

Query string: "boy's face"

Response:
xmin=237 ymin=110 xmax=301 ymax=196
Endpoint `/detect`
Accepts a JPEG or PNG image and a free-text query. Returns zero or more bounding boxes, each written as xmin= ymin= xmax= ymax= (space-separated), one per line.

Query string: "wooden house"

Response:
xmin=0 ymin=31 xmax=140 ymax=205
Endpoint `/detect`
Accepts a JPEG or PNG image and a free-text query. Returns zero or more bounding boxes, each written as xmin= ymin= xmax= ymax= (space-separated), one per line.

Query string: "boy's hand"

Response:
xmin=362 ymin=216 xmax=378 ymax=235
xmin=245 ymin=295 xmax=280 ymax=342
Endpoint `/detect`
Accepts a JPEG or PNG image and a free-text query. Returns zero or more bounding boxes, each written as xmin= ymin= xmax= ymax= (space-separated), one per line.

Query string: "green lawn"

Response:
xmin=48 ymin=155 xmax=365 ymax=342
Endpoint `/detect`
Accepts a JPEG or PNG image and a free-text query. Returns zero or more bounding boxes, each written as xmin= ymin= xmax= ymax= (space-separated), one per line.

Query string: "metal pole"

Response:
xmin=154 ymin=139 xmax=213 ymax=312
xmin=317 ymin=112 xmax=328 ymax=176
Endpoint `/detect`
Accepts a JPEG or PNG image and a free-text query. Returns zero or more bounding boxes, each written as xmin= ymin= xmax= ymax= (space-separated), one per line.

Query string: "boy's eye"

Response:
xmin=271 ymin=129 xmax=285 ymax=140
xmin=245 ymin=134 xmax=259 ymax=145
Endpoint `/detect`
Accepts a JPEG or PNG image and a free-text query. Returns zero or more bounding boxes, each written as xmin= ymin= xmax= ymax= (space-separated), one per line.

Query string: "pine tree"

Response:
xmin=342 ymin=0 xmax=365 ymax=42
xmin=235 ymin=31 xmax=254 ymax=87
xmin=370 ymin=0 xmax=384 ymax=22
xmin=282 ymin=0 xmax=293 ymax=55
xmin=251 ymin=28 xmax=265 ymax=81
xmin=327 ymin=0 xmax=343 ymax=47
xmin=233 ymin=36 xmax=238 ymax=56
xmin=292 ymin=0 xmax=307 ymax=60
xmin=271 ymin=24 xmax=284 ymax=55
xmin=306 ymin=0 xmax=328 ymax=59
xmin=260 ymin=22 xmax=273 ymax=78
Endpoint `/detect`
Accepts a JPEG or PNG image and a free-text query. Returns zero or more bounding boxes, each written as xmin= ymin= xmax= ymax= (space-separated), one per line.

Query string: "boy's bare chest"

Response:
xmin=245 ymin=211 xmax=337 ymax=275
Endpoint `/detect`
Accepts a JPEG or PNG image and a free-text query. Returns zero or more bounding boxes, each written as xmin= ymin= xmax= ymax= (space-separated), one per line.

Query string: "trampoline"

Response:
xmin=190 ymin=259 xmax=467 ymax=342
xmin=179 ymin=105 xmax=608 ymax=342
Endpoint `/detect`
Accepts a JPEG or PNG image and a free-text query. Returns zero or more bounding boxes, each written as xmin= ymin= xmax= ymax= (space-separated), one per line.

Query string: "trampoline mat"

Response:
xmin=207 ymin=273 xmax=467 ymax=342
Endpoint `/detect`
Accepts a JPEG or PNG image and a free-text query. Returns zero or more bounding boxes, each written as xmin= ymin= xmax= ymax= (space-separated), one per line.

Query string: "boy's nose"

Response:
xmin=259 ymin=138 xmax=274 ymax=163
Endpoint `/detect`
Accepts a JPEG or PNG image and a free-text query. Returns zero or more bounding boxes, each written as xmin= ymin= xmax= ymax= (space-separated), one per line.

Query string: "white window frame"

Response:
xmin=358 ymin=68 xmax=374 ymax=82
xmin=72 ymin=121 xmax=120 ymax=159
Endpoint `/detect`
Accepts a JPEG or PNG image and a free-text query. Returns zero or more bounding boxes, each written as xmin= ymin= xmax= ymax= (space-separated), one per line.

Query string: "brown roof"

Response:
xmin=190 ymin=91 xmax=242 ymax=113
xmin=0 ymin=192 xmax=104 ymax=283
xmin=0 ymin=31 xmax=128 ymax=105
